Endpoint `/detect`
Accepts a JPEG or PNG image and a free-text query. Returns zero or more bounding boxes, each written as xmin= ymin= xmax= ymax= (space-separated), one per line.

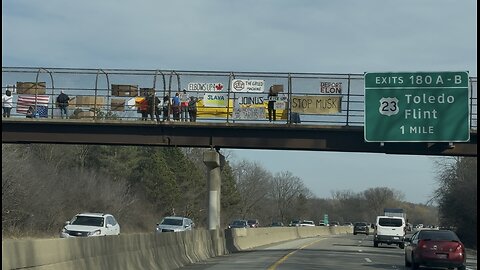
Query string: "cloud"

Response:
xmin=2 ymin=0 xmax=476 ymax=74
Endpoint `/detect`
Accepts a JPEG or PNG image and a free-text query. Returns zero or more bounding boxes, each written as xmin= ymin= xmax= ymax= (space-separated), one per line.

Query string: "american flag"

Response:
xmin=36 ymin=106 xmax=48 ymax=118
xmin=17 ymin=95 xmax=50 ymax=114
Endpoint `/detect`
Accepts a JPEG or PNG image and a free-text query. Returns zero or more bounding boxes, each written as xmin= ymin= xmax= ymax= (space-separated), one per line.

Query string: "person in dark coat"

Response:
xmin=147 ymin=93 xmax=161 ymax=122
xmin=56 ymin=90 xmax=71 ymax=119
xmin=267 ymin=86 xmax=278 ymax=122
xmin=162 ymin=95 xmax=171 ymax=121
xmin=188 ymin=96 xmax=198 ymax=122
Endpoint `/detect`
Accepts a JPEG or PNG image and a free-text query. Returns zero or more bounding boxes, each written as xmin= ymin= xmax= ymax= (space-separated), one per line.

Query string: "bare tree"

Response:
xmin=433 ymin=157 xmax=477 ymax=248
xmin=232 ymin=160 xmax=271 ymax=219
xmin=362 ymin=187 xmax=404 ymax=218
xmin=330 ymin=190 xmax=366 ymax=222
xmin=269 ymin=171 xmax=309 ymax=223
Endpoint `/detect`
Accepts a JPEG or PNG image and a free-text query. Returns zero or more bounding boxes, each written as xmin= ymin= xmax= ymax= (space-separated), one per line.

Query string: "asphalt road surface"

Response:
xmin=179 ymin=234 xmax=477 ymax=270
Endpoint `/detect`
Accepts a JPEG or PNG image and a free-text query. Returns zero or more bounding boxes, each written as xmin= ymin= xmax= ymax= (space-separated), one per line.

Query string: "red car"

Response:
xmin=404 ymin=229 xmax=466 ymax=270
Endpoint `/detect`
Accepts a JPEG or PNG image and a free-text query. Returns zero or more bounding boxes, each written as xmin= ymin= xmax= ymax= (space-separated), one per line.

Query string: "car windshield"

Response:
xmin=71 ymin=216 xmax=104 ymax=227
xmin=419 ymin=230 xmax=460 ymax=241
xmin=355 ymin=222 xmax=367 ymax=226
xmin=247 ymin=220 xmax=257 ymax=224
xmin=378 ymin=218 xmax=403 ymax=227
xmin=161 ymin=218 xmax=183 ymax=226
xmin=232 ymin=220 xmax=246 ymax=226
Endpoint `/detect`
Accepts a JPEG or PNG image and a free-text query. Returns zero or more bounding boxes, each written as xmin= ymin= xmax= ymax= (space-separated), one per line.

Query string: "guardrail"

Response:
xmin=3 ymin=67 xmax=476 ymax=130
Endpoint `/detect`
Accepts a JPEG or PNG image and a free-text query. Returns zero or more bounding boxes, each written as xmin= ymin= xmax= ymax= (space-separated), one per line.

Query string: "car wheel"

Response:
xmin=354 ymin=232 xmax=357 ymax=235
xmin=374 ymin=241 xmax=378 ymax=247
xmin=366 ymin=233 xmax=369 ymax=236
xmin=404 ymin=253 xmax=411 ymax=267
xmin=411 ymin=253 xmax=419 ymax=270
xmin=399 ymin=242 xmax=405 ymax=249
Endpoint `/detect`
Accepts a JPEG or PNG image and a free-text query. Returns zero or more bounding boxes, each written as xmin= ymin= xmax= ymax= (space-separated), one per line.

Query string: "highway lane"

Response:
xmin=179 ymin=234 xmax=477 ymax=270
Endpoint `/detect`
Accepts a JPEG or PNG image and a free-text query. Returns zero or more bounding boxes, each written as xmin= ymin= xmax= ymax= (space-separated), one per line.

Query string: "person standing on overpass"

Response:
xmin=2 ymin=89 xmax=13 ymax=118
xmin=188 ymin=96 xmax=198 ymax=122
xmin=162 ymin=95 xmax=171 ymax=121
xmin=147 ymin=93 xmax=161 ymax=122
xmin=172 ymin=92 xmax=181 ymax=121
xmin=180 ymin=89 xmax=189 ymax=122
xmin=267 ymin=86 xmax=278 ymax=122
xmin=56 ymin=90 xmax=71 ymax=119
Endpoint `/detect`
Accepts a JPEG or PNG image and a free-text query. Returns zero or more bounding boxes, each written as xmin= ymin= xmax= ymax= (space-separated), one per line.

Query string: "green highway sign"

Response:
xmin=364 ymin=72 xmax=470 ymax=142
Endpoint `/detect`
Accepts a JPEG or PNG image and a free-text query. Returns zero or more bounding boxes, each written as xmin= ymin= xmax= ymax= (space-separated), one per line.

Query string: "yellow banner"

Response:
xmin=291 ymin=96 xmax=341 ymax=114
xmin=197 ymin=99 xmax=287 ymax=119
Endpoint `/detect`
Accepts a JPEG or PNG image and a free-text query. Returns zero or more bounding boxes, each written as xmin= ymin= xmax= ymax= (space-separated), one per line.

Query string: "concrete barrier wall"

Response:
xmin=2 ymin=226 xmax=352 ymax=270
xmin=230 ymin=226 xmax=351 ymax=250
xmin=2 ymin=230 xmax=226 ymax=270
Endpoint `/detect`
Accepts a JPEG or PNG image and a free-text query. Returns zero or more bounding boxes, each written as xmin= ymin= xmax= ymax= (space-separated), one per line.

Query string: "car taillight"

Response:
xmin=418 ymin=240 xmax=428 ymax=249
xmin=454 ymin=243 xmax=464 ymax=252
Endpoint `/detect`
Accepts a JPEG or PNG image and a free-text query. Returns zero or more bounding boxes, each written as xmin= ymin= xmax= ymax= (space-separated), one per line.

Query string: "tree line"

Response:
xmin=2 ymin=144 xmax=474 ymax=248
xmin=432 ymin=157 xmax=477 ymax=248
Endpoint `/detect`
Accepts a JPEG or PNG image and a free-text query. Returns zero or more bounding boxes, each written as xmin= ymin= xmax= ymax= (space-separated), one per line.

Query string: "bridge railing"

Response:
xmin=1 ymin=67 xmax=477 ymax=130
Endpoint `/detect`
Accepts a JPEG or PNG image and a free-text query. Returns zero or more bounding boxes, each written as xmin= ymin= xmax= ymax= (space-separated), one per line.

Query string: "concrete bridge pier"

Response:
xmin=204 ymin=150 xmax=221 ymax=231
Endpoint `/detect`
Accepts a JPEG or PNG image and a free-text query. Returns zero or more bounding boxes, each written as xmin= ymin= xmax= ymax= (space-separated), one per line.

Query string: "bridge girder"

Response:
xmin=2 ymin=120 xmax=477 ymax=156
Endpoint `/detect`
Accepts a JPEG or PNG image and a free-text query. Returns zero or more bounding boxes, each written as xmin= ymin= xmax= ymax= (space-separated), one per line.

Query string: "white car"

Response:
xmin=155 ymin=216 xmax=194 ymax=233
xmin=60 ymin=213 xmax=120 ymax=238
xmin=299 ymin=220 xmax=315 ymax=227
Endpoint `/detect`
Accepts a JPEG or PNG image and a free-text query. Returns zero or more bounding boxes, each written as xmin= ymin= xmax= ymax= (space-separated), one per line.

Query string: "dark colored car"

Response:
xmin=228 ymin=220 xmax=248 ymax=229
xmin=289 ymin=219 xmax=301 ymax=227
xmin=270 ymin=221 xmax=284 ymax=227
xmin=247 ymin=219 xmax=259 ymax=228
xmin=353 ymin=222 xmax=370 ymax=235
xmin=404 ymin=229 xmax=466 ymax=270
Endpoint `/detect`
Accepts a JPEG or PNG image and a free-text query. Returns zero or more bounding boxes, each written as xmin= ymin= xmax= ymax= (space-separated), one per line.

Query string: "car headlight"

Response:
xmin=62 ymin=227 xmax=68 ymax=233
xmin=88 ymin=229 xmax=101 ymax=236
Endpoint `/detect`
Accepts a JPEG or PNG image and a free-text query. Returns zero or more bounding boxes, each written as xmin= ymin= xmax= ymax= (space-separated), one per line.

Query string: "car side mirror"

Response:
xmin=106 ymin=224 xmax=112 ymax=228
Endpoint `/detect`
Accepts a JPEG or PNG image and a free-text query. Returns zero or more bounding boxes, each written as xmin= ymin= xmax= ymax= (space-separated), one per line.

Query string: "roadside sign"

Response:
xmin=364 ymin=72 xmax=470 ymax=142
xmin=323 ymin=214 xmax=329 ymax=225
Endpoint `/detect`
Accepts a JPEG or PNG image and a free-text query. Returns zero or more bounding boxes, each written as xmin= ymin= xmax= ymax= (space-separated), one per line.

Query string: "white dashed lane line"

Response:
xmin=364 ymin=258 xmax=372 ymax=263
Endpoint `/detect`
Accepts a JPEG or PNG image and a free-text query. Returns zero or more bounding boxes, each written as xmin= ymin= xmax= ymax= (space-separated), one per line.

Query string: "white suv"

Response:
xmin=155 ymin=216 xmax=194 ymax=233
xmin=60 ymin=213 xmax=120 ymax=238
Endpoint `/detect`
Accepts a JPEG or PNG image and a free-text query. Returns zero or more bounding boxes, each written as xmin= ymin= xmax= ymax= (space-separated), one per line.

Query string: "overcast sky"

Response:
xmin=2 ymin=0 xmax=477 ymax=204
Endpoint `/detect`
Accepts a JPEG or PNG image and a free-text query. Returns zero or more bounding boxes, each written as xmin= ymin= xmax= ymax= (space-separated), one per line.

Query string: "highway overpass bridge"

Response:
xmin=2 ymin=67 xmax=477 ymax=156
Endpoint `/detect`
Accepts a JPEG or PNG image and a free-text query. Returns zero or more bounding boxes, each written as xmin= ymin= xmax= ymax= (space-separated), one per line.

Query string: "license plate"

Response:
xmin=393 ymin=237 xmax=399 ymax=240
xmin=436 ymin=254 xmax=448 ymax=259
